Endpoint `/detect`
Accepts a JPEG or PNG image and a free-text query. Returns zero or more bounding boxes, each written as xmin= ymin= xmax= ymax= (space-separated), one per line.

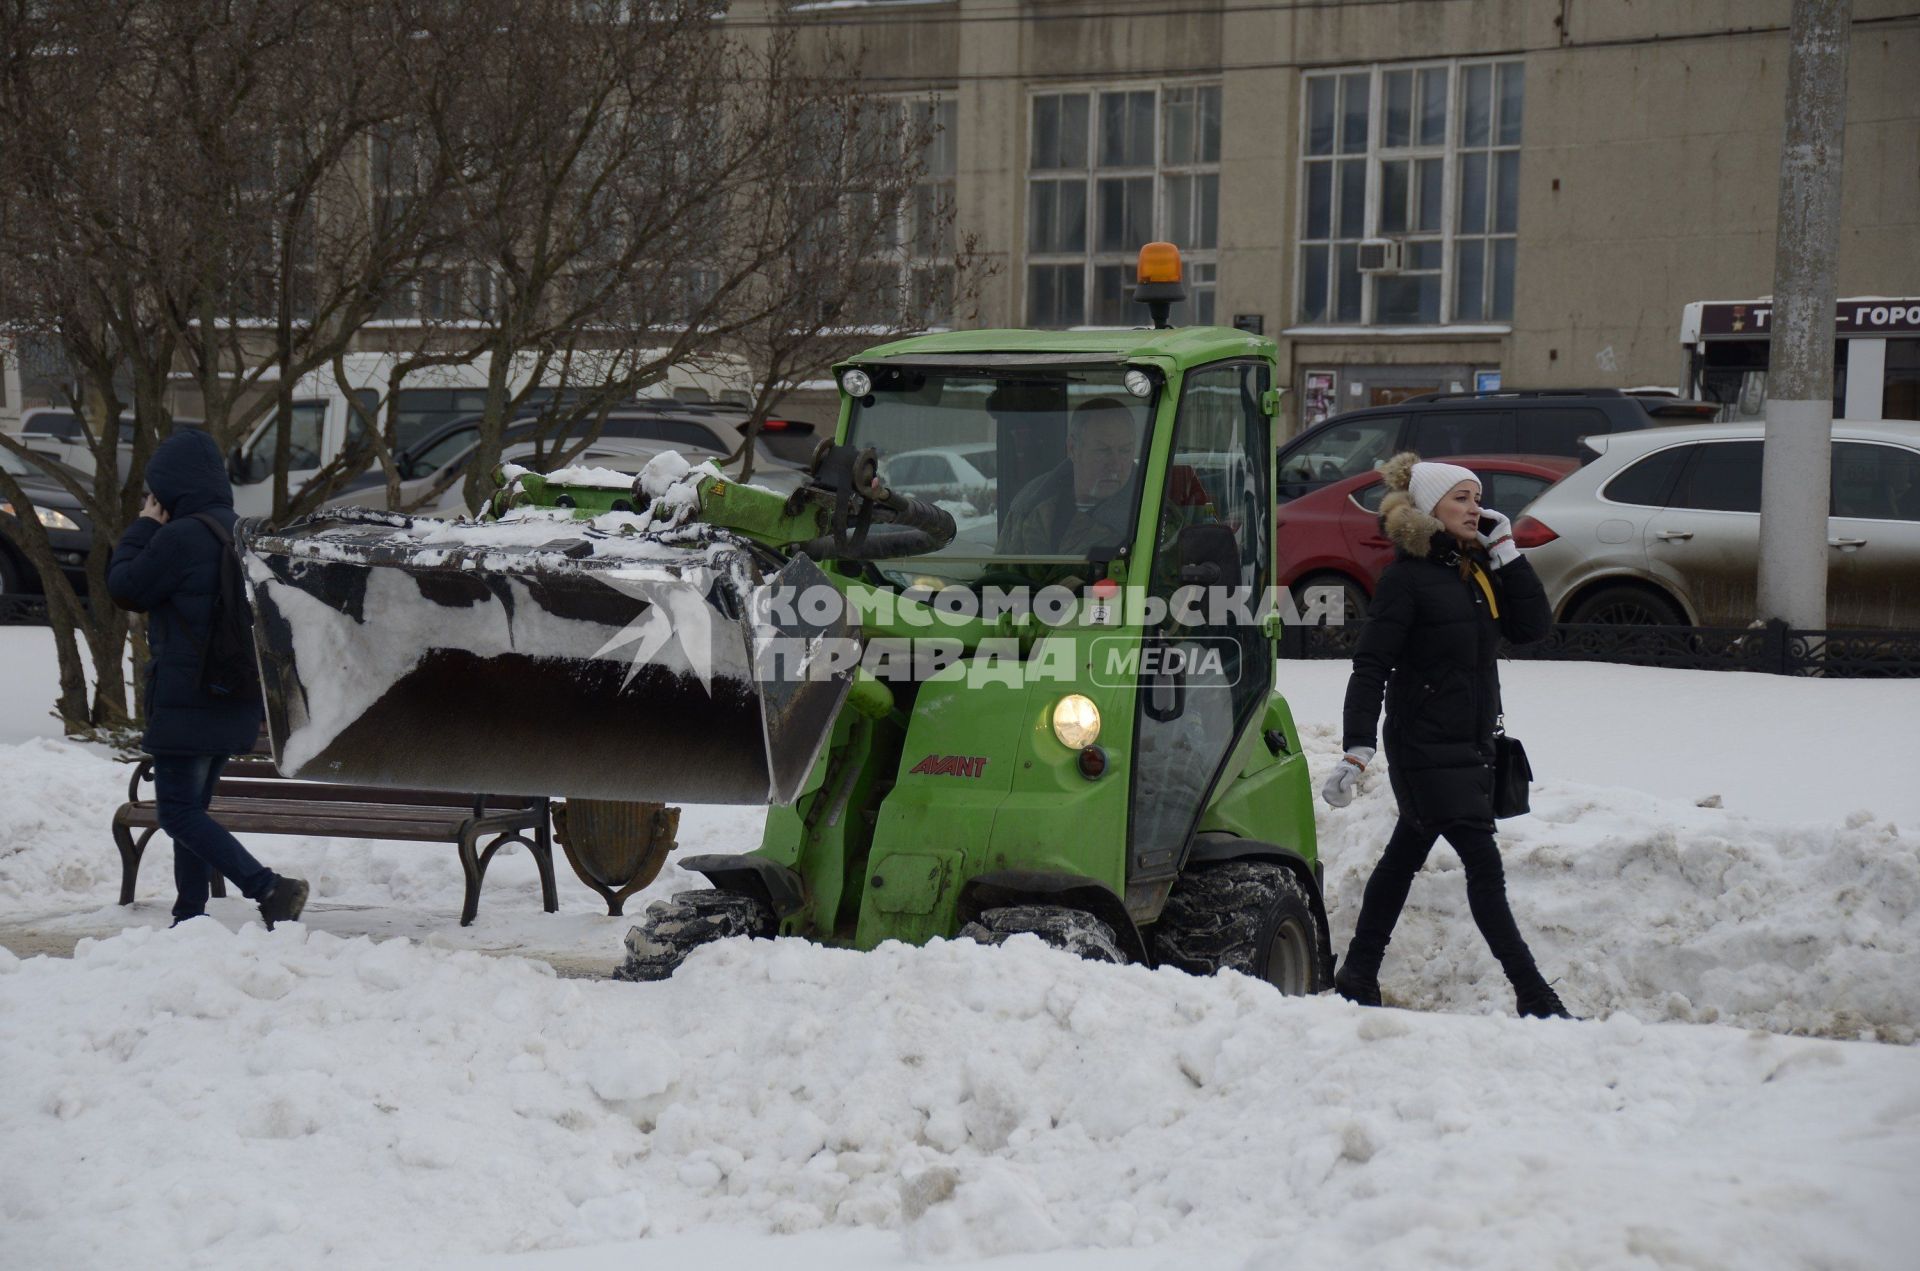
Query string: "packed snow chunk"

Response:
xmin=583 ymin=1045 xmax=681 ymax=1105
xmin=542 ymin=464 xmax=642 ymax=491
xmin=7 ymin=925 xmax=1920 ymax=1269
xmin=637 ymin=449 xmax=693 ymax=496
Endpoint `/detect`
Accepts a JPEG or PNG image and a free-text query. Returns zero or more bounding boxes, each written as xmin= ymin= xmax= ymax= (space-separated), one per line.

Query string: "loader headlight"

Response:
xmin=1051 ymin=694 xmax=1101 ymax=749
xmin=841 ymin=368 xmax=872 ymax=398
xmin=1123 ymin=369 xmax=1154 ymax=398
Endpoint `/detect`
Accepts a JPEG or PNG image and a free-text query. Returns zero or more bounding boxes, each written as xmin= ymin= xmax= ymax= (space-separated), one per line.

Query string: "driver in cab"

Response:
xmin=997 ymin=398 xmax=1139 ymax=557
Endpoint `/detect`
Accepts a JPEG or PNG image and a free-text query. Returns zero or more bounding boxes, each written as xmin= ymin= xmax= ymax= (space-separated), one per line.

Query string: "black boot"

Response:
xmin=1332 ymin=958 xmax=1383 ymax=1007
xmin=1515 ymin=982 xmax=1573 ymax=1019
xmin=258 ymin=876 xmax=309 ymax=930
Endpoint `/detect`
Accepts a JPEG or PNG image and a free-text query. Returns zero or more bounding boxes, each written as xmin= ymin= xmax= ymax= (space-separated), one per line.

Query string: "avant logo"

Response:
xmin=909 ymin=754 xmax=990 ymax=778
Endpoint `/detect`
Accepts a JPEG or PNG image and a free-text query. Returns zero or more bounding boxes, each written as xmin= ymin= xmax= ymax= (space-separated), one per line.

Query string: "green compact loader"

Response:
xmin=238 ymin=249 xmax=1329 ymax=992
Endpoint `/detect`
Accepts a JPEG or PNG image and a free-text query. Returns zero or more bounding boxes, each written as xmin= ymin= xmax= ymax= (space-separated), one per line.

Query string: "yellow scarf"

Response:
xmin=1466 ymin=560 xmax=1500 ymax=618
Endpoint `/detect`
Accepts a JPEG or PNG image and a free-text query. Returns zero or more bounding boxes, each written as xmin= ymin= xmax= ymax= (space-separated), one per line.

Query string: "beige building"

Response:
xmin=790 ymin=0 xmax=1920 ymax=434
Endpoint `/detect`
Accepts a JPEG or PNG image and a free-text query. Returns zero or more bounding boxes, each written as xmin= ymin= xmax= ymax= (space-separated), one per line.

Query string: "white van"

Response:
xmin=228 ymin=349 xmax=753 ymax=516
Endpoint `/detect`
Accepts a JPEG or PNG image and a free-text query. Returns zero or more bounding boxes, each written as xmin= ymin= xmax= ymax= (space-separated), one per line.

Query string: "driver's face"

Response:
xmin=1069 ymin=415 xmax=1135 ymax=503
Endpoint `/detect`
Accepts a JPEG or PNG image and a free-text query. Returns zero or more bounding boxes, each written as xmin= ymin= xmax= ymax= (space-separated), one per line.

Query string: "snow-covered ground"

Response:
xmin=2 ymin=623 xmax=1918 ymax=1269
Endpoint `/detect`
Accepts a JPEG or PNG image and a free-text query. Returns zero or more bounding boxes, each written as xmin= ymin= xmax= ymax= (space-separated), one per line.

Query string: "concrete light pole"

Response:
xmin=1757 ymin=0 xmax=1852 ymax=630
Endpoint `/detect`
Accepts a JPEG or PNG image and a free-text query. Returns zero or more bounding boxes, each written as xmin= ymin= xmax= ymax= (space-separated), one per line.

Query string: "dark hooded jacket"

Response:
xmin=108 ymin=427 xmax=262 ymax=755
xmin=1341 ymin=482 xmax=1552 ymax=829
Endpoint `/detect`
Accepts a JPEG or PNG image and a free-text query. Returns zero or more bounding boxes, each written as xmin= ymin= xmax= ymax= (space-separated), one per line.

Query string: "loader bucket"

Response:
xmin=237 ymin=510 xmax=853 ymax=805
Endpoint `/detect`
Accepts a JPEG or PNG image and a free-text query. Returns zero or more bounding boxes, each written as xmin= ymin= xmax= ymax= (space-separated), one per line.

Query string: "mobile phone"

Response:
xmin=1477 ymin=513 xmax=1499 ymax=534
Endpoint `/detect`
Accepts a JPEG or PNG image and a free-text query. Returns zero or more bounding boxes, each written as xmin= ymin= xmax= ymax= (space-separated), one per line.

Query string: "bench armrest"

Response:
xmin=127 ymin=756 xmax=154 ymax=805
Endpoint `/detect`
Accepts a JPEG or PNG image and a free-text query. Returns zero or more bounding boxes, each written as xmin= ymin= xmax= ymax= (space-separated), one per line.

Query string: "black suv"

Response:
xmin=1276 ymin=388 xmax=1717 ymax=504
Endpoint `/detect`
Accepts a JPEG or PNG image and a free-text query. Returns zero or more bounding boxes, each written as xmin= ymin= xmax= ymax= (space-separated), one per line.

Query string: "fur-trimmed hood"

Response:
xmin=1377 ymin=451 xmax=1448 ymax=558
xmin=1379 ymin=489 xmax=1447 ymax=558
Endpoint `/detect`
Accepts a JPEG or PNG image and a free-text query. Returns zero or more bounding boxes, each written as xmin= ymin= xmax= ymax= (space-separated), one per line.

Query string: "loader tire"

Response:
xmin=959 ymin=904 xmax=1127 ymax=964
xmin=1149 ymin=862 xmax=1325 ymax=996
xmin=613 ymin=888 xmax=776 ymax=982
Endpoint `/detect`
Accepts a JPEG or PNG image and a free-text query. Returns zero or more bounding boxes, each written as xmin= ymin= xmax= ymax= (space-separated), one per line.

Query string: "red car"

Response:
xmin=1275 ymin=454 xmax=1579 ymax=621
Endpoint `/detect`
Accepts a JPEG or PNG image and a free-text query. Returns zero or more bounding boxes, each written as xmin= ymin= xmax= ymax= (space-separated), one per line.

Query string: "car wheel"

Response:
xmin=1293 ymin=572 xmax=1369 ymax=626
xmin=1566 ymin=583 xmax=1684 ymax=626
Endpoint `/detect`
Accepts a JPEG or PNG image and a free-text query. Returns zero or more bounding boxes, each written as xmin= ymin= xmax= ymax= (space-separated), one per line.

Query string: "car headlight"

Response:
xmin=0 ymin=501 xmax=80 ymax=531
xmin=1051 ymin=694 xmax=1101 ymax=749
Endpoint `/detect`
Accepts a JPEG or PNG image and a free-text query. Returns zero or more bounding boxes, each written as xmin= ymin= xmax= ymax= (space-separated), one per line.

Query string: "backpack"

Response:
xmin=184 ymin=512 xmax=261 ymax=700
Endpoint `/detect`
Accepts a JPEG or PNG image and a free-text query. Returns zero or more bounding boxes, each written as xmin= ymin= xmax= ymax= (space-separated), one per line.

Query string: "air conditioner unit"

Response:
xmin=1357 ymin=239 xmax=1403 ymax=274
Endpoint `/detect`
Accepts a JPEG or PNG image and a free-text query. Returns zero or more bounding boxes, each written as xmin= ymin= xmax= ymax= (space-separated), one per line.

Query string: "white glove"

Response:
xmin=1321 ymin=746 xmax=1375 ymax=807
xmin=1477 ymin=510 xmax=1519 ymax=568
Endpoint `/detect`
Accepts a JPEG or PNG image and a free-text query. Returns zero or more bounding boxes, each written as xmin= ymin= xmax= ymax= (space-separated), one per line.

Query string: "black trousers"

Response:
xmin=1344 ymin=815 xmax=1546 ymax=992
xmin=153 ymin=753 xmax=276 ymax=921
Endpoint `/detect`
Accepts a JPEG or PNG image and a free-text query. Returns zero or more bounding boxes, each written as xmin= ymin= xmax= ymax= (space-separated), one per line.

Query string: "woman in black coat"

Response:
xmin=1320 ymin=452 xmax=1568 ymax=1018
xmin=109 ymin=427 xmax=307 ymax=929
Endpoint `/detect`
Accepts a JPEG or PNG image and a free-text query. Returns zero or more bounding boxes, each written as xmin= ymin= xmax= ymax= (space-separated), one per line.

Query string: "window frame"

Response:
xmin=1025 ymin=81 xmax=1223 ymax=330
xmin=1294 ymin=57 xmax=1524 ymax=330
xmin=888 ymin=95 xmax=960 ymax=329
xmin=1664 ymin=439 xmax=1766 ymax=515
xmin=1599 ymin=442 xmax=1694 ymax=509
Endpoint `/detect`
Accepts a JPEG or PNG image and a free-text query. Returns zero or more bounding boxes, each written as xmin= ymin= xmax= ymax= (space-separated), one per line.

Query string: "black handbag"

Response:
xmin=1492 ymin=721 xmax=1533 ymax=819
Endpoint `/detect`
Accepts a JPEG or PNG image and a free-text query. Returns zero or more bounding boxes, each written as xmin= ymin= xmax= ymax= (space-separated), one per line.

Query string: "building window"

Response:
xmin=1297 ymin=60 xmax=1523 ymax=327
xmin=371 ymin=127 xmax=495 ymax=324
xmin=905 ymin=97 xmax=958 ymax=327
xmin=1027 ymin=84 xmax=1219 ymax=329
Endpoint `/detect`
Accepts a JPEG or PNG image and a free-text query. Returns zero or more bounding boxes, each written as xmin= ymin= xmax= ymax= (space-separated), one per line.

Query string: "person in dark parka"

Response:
xmin=108 ymin=426 xmax=307 ymax=928
xmin=1320 ymin=452 xmax=1568 ymax=1018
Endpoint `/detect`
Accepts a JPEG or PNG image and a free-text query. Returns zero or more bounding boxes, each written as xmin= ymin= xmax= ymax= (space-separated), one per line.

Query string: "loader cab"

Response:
xmin=834 ymin=329 xmax=1289 ymax=947
xmin=841 ymin=364 xmax=1156 ymax=584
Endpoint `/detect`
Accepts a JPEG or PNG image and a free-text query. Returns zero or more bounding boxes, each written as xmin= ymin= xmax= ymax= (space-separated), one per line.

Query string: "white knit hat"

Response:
xmin=1407 ymin=461 xmax=1480 ymax=516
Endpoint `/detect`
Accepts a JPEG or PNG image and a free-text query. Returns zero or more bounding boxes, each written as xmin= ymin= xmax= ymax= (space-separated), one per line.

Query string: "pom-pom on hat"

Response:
xmin=1380 ymin=451 xmax=1479 ymax=516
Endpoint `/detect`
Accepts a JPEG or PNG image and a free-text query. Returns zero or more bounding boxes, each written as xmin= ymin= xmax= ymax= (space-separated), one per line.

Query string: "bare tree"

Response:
xmin=0 ymin=0 xmax=446 ymax=733
xmin=0 ymin=0 xmax=183 ymax=735
xmin=725 ymin=94 xmax=990 ymax=483
xmin=378 ymin=1 xmax=973 ymax=509
xmin=0 ymin=0 xmax=982 ymax=737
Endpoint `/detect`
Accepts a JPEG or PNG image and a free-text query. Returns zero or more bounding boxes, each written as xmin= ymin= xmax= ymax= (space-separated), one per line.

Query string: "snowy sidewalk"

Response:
xmin=4 ymin=924 xmax=1918 ymax=1271
xmin=5 ymin=627 xmax=1920 ymax=1268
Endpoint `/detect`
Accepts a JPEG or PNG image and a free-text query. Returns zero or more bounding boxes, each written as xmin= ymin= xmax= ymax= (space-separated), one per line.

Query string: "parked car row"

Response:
xmin=1276 ymin=454 xmax=1578 ymax=621
xmin=1520 ymin=420 xmax=1920 ymax=629
xmin=1275 ymin=402 xmax=1920 ymax=630
xmin=1276 ymin=387 xmax=1717 ymax=505
xmin=322 ymin=402 xmax=820 ymax=514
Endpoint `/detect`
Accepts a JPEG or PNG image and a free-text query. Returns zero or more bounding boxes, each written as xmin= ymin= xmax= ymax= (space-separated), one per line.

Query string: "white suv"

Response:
xmin=1518 ymin=420 xmax=1920 ymax=628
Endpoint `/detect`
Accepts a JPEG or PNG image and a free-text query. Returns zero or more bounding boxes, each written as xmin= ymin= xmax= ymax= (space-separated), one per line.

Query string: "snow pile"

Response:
xmin=3 ymin=923 xmax=1917 ymax=1270
xmin=0 ymin=738 xmax=131 ymax=910
xmin=1310 ymin=756 xmax=1920 ymax=1041
xmin=6 ymin=657 xmax=1920 ymax=1039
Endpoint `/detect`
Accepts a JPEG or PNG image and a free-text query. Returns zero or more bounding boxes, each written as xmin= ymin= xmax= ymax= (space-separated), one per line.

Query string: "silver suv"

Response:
xmin=1518 ymin=420 xmax=1920 ymax=628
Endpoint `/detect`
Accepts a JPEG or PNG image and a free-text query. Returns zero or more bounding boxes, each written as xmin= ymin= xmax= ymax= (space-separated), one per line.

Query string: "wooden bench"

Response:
xmin=112 ymin=757 xmax=557 ymax=926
